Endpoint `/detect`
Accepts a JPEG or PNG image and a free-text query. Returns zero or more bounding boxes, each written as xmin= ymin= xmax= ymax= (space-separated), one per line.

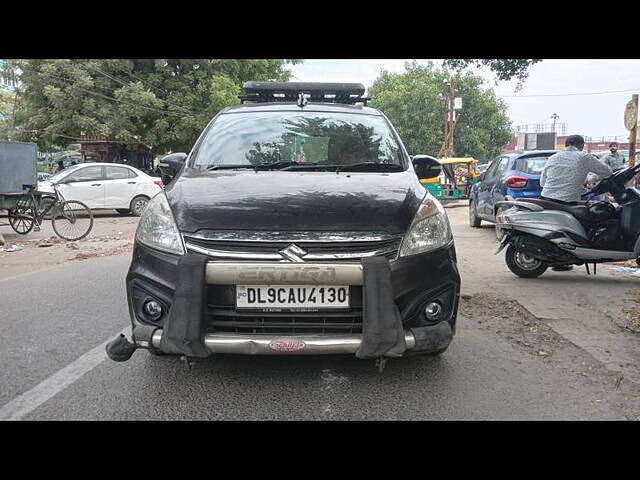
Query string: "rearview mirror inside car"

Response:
xmin=158 ymin=153 xmax=187 ymax=183
xmin=412 ymin=155 xmax=441 ymax=180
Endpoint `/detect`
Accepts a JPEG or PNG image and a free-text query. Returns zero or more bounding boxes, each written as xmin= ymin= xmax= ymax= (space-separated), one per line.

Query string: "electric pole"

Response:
xmin=627 ymin=94 xmax=638 ymax=169
xmin=439 ymin=77 xmax=460 ymax=158
xmin=551 ymin=113 xmax=559 ymax=133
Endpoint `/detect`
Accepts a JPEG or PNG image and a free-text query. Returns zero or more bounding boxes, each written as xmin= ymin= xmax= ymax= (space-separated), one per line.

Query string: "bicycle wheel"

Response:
xmin=52 ymin=200 xmax=94 ymax=241
xmin=8 ymin=205 xmax=35 ymax=235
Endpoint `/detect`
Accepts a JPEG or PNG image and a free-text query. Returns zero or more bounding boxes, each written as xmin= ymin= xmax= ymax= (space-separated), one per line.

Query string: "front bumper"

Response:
xmin=131 ymin=321 xmax=454 ymax=355
xmin=125 ymin=242 xmax=460 ymax=356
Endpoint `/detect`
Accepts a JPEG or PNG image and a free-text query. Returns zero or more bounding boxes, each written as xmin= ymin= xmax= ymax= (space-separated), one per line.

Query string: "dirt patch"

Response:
xmin=460 ymin=293 xmax=568 ymax=359
xmin=66 ymin=241 xmax=133 ymax=261
xmin=623 ymin=291 xmax=640 ymax=333
xmin=67 ymin=252 xmax=100 ymax=261
xmin=459 ymin=293 xmax=640 ymax=420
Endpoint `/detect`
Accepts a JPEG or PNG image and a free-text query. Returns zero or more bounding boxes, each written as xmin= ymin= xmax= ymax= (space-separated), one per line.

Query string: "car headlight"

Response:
xmin=135 ymin=192 xmax=185 ymax=255
xmin=399 ymin=194 xmax=452 ymax=257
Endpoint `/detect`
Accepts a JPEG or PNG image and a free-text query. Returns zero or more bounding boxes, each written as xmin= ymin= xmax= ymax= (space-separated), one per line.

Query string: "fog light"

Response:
xmin=143 ymin=300 xmax=162 ymax=321
xmin=424 ymin=301 xmax=443 ymax=321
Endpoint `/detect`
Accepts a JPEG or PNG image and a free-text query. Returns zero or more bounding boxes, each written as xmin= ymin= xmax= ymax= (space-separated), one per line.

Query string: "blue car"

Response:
xmin=468 ymin=150 xmax=557 ymax=229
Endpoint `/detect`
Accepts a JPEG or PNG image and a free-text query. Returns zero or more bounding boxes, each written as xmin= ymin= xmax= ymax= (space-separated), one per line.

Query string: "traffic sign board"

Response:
xmin=624 ymin=99 xmax=638 ymax=130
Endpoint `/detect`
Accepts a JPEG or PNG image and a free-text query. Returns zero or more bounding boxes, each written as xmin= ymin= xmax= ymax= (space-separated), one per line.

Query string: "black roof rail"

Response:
xmin=239 ymin=81 xmax=371 ymax=106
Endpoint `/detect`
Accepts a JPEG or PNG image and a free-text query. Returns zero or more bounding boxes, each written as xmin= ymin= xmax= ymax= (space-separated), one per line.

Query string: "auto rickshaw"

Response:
xmin=420 ymin=157 xmax=479 ymax=200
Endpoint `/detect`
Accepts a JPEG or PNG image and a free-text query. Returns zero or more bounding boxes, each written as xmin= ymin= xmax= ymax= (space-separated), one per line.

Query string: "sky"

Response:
xmin=289 ymin=59 xmax=640 ymax=140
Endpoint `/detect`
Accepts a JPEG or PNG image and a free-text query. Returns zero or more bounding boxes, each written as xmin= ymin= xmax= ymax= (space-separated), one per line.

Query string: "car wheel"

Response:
xmin=505 ymin=244 xmax=548 ymax=278
xmin=469 ymin=200 xmax=482 ymax=227
xmin=129 ymin=196 xmax=149 ymax=217
xmin=116 ymin=209 xmax=130 ymax=216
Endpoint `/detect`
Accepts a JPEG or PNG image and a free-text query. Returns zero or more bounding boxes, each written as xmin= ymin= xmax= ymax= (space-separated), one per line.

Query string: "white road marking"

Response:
xmin=0 ymin=327 xmax=130 ymax=421
xmin=0 ymin=266 xmax=60 ymax=283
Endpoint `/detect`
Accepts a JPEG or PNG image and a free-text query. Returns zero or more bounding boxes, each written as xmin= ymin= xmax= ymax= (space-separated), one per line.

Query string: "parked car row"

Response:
xmin=468 ymin=150 xmax=557 ymax=239
xmin=38 ymin=162 xmax=163 ymax=216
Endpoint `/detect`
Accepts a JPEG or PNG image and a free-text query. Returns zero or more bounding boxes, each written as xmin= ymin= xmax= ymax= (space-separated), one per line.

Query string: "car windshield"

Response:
xmin=191 ymin=111 xmax=405 ymax=170
xmin=49 ymin=164 xmax=83 ymax=183
xmin=519 ymin=156 xmax=550 ymax=175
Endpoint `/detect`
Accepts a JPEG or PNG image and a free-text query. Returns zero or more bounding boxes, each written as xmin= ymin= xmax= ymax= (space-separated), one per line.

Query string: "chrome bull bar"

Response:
xmin=150 ymin=330 xmax=416 ymax=355
xmin=205 ymin=262 xmax=364 ymax=285
xmin=145 ymin=261 xmax=415 ymax=355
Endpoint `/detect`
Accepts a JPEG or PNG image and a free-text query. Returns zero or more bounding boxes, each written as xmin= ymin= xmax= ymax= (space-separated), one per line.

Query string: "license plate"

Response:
xmin=236 ymin=285 xmax=350 ymax=310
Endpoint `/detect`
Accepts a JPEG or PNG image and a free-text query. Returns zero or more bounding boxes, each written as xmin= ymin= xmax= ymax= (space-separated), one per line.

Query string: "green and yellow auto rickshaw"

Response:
xmin=420 ymin=157 xmax=479 ymax=200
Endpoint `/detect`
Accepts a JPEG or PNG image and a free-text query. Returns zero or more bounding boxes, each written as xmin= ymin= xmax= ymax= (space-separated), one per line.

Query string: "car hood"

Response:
xmin=166 ymin=168 xmax=426 ymax=235
xmin=37 ymin=181 xmax=54 ymax=194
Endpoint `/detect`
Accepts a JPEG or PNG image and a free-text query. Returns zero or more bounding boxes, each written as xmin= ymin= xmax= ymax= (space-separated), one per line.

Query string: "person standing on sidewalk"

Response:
xmin=600 ymin=142 xmax=626 ymax=171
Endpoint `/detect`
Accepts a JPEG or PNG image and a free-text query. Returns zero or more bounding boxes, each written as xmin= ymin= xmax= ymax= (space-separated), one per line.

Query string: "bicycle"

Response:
xmin=8 ymin=183 xmax=94 ymax=241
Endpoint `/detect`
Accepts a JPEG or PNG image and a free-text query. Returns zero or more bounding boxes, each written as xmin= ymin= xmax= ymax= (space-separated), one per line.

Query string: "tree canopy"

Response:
xmin=442 ymin=59 xmax=541 ymax=88
xmin=368 ymin=61 xmax=514 ymax=160
xmin=0 ymin=87 xmax=14 ymax=140
xmin=6 ymin=59 xmax=301 ymax=153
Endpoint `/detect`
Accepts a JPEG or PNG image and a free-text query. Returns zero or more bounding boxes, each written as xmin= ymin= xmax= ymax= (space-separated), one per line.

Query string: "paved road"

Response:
xmin=1 ymin=229 xmax=636 ymax=419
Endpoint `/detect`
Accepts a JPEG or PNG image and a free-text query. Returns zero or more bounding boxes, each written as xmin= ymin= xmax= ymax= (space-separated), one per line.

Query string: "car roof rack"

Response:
xmin=239 ymin=81 xmax=370 ymax=106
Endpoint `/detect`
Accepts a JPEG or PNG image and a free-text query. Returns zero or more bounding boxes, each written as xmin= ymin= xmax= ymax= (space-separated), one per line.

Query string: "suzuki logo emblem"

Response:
xmin=278 ymin=244 xmax=308 ymax=263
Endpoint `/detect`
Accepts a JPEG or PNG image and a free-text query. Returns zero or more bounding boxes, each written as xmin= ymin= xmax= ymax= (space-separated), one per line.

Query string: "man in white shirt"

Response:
xmin=539 ymin=135 xmax=613 ymax=272
xmin=540 ymin=135 xmax=612 ymax=204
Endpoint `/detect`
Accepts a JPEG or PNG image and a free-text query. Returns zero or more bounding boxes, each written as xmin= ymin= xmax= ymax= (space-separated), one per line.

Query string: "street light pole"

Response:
xmin=628 ymin=95 xmax=638 ymax=169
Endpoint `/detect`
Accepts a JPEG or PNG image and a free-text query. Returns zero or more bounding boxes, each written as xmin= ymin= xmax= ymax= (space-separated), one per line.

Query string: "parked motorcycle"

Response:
xmin=493 ymin=163 xmax=640 ymax=278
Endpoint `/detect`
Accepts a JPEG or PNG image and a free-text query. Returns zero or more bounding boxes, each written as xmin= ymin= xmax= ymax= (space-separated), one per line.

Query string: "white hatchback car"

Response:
xmin=39 ymin=162 xmax=163 ymax=216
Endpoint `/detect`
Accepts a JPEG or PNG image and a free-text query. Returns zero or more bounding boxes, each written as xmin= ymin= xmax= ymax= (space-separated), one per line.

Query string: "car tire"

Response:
xmin=505 ymin=244 xmax=548 ymax=278
xmin=469 ymin=200 xmax=482 ymax=227
xmin=116 ymin=209 xmax=130 ymax=216
xmin=129 ymin=196 xmax=149 ymax=217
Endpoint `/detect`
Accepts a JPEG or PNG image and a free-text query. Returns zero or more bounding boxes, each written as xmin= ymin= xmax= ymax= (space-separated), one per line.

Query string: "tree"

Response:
xmin=0 ymin=86 xmax=15 ymax=140
xmin=442 ymin=59 xmax=541 ymax=88
xmin=8 ymin=59 xmax=302 ymax=153
xmin=368 ymin=61 xmax=513 ymax=160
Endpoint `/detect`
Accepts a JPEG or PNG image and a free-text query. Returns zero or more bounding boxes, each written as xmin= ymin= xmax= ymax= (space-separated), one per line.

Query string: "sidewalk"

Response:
xmin=447 ymin=205 xmax=640 ymax=386
xmin=0 ymin=212 xmax=139 ymax=281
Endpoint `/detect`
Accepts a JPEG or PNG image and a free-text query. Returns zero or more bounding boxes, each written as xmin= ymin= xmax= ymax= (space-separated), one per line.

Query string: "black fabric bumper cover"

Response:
xmin=355 ymin=256 xmax=406 ymax=359
xmin=158 ymin=253 xmax=210 ymax=357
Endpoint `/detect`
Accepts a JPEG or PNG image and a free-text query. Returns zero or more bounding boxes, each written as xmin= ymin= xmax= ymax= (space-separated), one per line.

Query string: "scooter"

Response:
xmin=493 ymin=163 xmax=640 ymax=278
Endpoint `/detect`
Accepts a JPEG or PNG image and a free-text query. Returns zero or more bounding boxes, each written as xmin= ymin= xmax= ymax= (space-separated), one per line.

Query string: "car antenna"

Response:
xmin=297 ymin=92 xmax=310 ymax=108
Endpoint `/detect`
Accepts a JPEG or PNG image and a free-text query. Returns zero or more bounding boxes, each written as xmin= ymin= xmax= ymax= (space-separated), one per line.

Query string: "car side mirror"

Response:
xmin=412 ymin=155 xmax=441 ymax=180
xmin=158 ymin=153 xmax=187 ymax=183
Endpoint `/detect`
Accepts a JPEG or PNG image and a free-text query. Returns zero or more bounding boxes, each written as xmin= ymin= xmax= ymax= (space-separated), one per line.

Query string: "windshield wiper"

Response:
xmin=206 ymin=164 xmax=257 ymax=171
xmin=336 ymin=162 xmax=403 ymax=172
xmin=280 ymin=163 xmax=341 ymax=171
xmin=253 ymin=161 xmax=301 ymax=170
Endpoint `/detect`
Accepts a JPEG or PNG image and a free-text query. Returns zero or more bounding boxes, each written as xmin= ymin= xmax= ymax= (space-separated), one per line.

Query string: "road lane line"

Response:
xmin=0 ymin=327 xmax=130 ymax=421
xmin=0 ymin=266 xmax=62 ymax=283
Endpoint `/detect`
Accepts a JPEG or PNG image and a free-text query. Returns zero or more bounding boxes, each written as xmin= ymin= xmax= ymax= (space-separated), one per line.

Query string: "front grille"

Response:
xmin=206 ymin=285 xmax=363 ymax=334
xmin=183 ymin=234 xmax=402 ymax=262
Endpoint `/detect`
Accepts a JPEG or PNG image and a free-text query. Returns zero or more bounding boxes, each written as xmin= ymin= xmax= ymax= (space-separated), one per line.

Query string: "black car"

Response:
xmin=107 ymin=82 xmax=461 ymax=367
